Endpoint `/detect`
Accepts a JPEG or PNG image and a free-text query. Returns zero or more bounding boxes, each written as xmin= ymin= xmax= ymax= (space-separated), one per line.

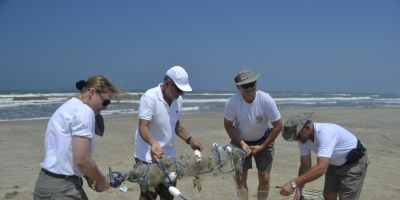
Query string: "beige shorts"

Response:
xmin=33 ymin=170 xmax=87 ymax=200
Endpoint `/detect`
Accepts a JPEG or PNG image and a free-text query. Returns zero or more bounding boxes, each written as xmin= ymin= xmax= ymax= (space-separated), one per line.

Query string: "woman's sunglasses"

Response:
xmin=96 ymin=90 xmax=111 ymax=107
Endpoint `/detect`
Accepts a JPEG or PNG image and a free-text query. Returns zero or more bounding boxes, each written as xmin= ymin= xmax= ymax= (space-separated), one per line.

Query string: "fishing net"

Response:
xmin=111 ymin=143 xmax=246 ymax=194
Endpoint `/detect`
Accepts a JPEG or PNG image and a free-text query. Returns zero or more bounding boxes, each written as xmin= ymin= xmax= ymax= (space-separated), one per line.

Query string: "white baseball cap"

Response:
xmin=166 ymin=66 xmax=192 ymax=92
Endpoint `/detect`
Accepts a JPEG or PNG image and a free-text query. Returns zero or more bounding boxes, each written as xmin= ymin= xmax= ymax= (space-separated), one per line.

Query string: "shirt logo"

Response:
xmin=256 ymin=116 xmax=263 ymax=123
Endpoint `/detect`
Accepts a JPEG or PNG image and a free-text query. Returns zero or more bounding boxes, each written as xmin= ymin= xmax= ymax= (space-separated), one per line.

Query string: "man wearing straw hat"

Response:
xmin=224 ymin=70 xmax=283 ymax=200
xmin=279 ymin=113 xmax=368 ymax=200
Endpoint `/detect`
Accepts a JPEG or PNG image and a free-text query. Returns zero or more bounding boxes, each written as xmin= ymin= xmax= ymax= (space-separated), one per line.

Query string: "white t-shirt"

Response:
xmin=41 ymin=97 xmax=96 ymax=177
xmin=298 ymin=123 xmax=358 ymax=166
xmin=134 ymin=84 xmax=182 ymax=163
xmin=224 ymin=90 xmax=281 ymax=141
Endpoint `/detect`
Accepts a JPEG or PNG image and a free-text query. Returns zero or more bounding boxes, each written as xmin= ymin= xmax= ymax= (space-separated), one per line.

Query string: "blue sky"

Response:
xmin=0 ymin=0 xmax=399 ymax=93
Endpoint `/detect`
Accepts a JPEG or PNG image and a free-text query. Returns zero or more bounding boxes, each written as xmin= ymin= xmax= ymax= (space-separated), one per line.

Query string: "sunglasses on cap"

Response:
xmin=240 ymin=81 xmax=256 ymax=89
xmin=96 ymin=90 xmax=111 ymax=107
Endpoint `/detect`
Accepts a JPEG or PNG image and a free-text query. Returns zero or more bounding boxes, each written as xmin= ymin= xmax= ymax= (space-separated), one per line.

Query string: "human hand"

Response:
xmin=249 ymin=145 xmax=263 ymax=155
xmin=240 ymin=141 xmax=252 ymax=156
xmin=94 ymin=175 xmax=110 ymax=192
xmin=293 ymin=188 xmax=303 ymax=200
xmin=84 ymin=176 xmax=96 ymax=190
xmin=151 ymin=143 xmax=163 ymax=162
xmin=189 ymin=138 xmax=204 ymax=151
xmin=279 ymin=181 xmax=295 ymax=196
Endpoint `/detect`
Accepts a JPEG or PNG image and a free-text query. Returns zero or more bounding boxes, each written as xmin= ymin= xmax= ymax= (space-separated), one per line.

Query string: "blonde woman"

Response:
xmin=34 ymin=75 xmax=118 ymax=200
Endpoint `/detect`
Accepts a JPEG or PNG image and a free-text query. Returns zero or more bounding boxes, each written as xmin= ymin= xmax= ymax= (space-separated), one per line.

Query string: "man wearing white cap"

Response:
xmin=134 ymin=66 xmax=204 ymax=200
xmin=224 ymin=70 xmax=283 ymax=200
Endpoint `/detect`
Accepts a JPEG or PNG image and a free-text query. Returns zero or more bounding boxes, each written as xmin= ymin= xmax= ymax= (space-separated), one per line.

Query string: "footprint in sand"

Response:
xmin=4 ymin=191 xmax=18 ymax=199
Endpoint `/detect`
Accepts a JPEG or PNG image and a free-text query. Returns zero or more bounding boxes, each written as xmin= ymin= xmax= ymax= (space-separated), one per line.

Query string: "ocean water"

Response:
xmin=0 ymin=90 xmax=399 ymax=121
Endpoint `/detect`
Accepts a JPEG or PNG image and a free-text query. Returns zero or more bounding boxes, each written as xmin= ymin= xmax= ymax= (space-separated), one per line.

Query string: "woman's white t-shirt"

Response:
xmin=41 ymin=97 xmax=96 ymax=177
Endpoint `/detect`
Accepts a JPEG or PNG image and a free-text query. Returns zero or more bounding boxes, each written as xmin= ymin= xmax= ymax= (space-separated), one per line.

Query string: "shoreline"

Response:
xmin=1 ymin=106 xmax=399 ymax=122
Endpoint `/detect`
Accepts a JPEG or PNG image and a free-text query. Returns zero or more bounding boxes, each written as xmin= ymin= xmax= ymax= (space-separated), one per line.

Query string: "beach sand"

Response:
xmin=1 ymin=108 xmax=400 ymax=200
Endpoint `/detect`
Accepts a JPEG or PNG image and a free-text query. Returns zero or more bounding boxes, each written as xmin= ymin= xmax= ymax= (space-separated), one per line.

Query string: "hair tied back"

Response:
xmin=75 ymin=80 xmax=87 ymax=91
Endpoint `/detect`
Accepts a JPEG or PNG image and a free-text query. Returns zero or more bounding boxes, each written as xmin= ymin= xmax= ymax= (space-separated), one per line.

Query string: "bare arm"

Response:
xmin=175 ymin=120 xmax=204 ymax=151
xmin=295 ymin=156 xmax=330 ymax=185
xmin=298 ymin=154 xmax=312 ymax=187
xmin=280 ymin=155 xmax=330 ymax=196
xmin=293 ymin=154 xmax=313 ymax=199
xmin=250 ymin=119 xmax=283 ymax=155
xmin=261 ymin=119 xmax=283 ymax=148
xmin=224 ymin=118 xmax=251 ymax=155
xmin=72 ymin=136 xmax=109 ymax=192
xmin=138 ymin=118 xmax=163 ymax=162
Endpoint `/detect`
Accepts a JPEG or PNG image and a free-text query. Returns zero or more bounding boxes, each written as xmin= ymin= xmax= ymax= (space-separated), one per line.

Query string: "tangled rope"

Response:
xmin=108 ymin=143 xmax=247 ymax=199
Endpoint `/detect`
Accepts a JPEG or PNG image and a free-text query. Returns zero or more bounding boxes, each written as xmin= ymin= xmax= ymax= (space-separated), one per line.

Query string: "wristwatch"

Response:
xmin=290 ymin=180 xmax=297 ymax=190
xmin=185 ymin=136 xmax=192 ymax=144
